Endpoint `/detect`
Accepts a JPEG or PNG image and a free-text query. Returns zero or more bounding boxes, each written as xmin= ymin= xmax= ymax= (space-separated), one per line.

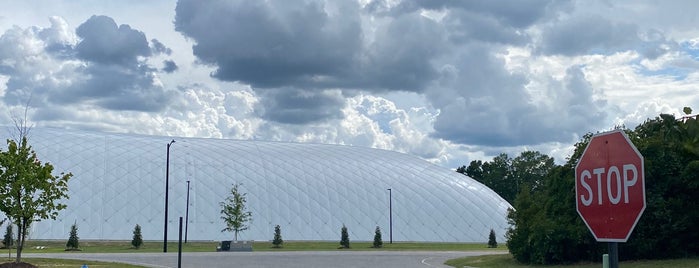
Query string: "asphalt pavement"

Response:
xmin=25 ymin=251 xmax=505 ymax=268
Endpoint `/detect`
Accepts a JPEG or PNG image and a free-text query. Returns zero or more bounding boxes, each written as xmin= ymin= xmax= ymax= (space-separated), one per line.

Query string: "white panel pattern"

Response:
xmin=16 ymin=127 xmax=512 ymax=242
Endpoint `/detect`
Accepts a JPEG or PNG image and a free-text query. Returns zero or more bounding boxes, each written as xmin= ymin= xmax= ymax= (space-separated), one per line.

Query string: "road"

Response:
xmin=25 ymin=251 xmax=505 ymax=268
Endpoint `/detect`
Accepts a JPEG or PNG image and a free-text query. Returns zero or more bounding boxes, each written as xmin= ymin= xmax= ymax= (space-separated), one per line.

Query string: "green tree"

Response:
xmin=132 ymin=224 xmax=143 ymax=249
xmin=2 ymin=224 xmax=13 ymax=249
xmin=220 ymin=182 xmax=252 ymax=241
xmin=272 ymin=225 xmax=283 ymax=248
xmin=373 ymin=226 xmax=383 ymax=248
xmin=65 ymin=222 xmax=79 ymax=250
xmin=0 ymin=137 xmax=72 ymax=263
xmin=340 ymin=225 xmax=350 ymax=249
xmin=487 ymin=229 xmax=497 ymax=248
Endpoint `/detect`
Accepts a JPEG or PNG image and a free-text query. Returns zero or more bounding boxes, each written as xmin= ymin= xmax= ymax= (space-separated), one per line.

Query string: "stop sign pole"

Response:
xmin=575 ymin=130 xmax=645 ymax=268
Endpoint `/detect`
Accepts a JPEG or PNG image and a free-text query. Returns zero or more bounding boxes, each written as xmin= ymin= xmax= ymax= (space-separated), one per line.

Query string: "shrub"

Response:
xmin=373 ymin=226 xmax=383 ymax=248
xmin=66 ymin=223 xmax=79 ymax=250
xmin=339 ymin=225 xmax=350 ymax=249
xmin=488 ymin=229 xmax=497 ymax=248
xmin=272 ymin=225 xmax=283 ymax=248
xmin=132 ymin=224 xmax=143 ymax=249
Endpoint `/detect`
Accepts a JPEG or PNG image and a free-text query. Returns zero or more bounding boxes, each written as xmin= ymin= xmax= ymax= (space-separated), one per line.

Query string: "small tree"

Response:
xmin=65 ymin=222 xmax=79 ymax=250
xmin=373 ymin=226 xmax=383 ymax=248
xmin=0 ymin=136 xmax=72 ymax=263
xmin=220 ymin=182 xmax=252 ymax=241
xmin=340 ymin=225 xmax=350 ymax=249
xmin=132 ymin=224 xmax=143 ymax=249
xmin=272 ymin=225 xmax=283 ymax=248
xmin=2 ymin=224 xmax=13 ymax=249
xmin=488 ymin=228 xmax=498 ymax=248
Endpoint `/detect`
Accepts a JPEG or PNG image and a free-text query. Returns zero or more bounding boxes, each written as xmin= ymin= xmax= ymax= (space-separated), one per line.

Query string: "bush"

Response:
xmin=132 ymin=224 xmax=143 ymax=249
xmin=373 ymin=226 xmax=383 ymax=248
xmin=65 ymin=223 xmax=79 ymax=250
xmin=2 ymin=224 xmax=13 ymax=249
xmin=488 ymin=229 xmax=497 ymax=248
xmin=272 ymin=225 xmax=283 ymax=248
xmin=339 ymin=225 xmax=350 ymax=249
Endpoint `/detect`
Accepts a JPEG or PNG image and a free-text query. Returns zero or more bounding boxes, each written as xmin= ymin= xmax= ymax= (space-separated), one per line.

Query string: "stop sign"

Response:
xmin=575 ymin=130 xmax=645 ymax=242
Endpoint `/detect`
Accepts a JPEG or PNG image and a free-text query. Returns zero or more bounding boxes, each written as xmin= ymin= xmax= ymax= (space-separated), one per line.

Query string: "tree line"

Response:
xmin=457 ymin=107 xmax=698 ymax=264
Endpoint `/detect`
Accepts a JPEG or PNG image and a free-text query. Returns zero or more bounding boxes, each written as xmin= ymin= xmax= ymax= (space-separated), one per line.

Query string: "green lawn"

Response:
xmin=17 ymin=240 xmax=506 ymax=253
xmin=444 ymin=254 xmax=699 ymax=268
xmin=0 ymin=258 xmax=143 ymax=268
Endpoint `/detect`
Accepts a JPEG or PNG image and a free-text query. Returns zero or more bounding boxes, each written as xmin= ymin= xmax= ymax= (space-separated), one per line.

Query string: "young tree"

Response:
xmin=66 ymin=222 xmax=79 ymax=250
xmin=0 ymin=137 xmax=72 ymax=263
xmin=272 ymin=225 xmax=283 ymax=248
xmin=339 ymin=225 xmax=350 ymax=249
xmin=2 ymin=224 xmax=13 ymax=249
xmin=220 ymin=182 xmax=252 ymax=241
xmin=487 ymin=229 xmax=497 ymax=248
xmin=373 ymin=226 xmax=383 ymax=248
xmin=132 ymin=224 xmax=143 ymax=249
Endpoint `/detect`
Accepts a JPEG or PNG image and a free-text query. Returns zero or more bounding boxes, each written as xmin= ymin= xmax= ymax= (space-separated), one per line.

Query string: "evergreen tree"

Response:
xmin=272 ymin=225 xmax=283 ymax=248
xmin=373 ymin=226 xmax=383 ymax=248
xmin=2 ymin=224 xmax=13 ymax=249
xmin=487 ymin=229 xmax=497 ymax=248
xmin=339 ymin=225 xmax=350 ymax=249
xmin=66 ymin=223 xmax=79 ymax=250
xmin=132 ymin=224 xmax=143 ymax=249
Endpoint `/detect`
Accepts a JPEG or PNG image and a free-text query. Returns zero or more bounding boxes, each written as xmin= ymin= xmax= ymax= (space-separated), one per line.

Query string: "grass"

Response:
xmin=1 ymin=258 xmax=144 ymax=267
xmin=444 ymin=254 xmax=699 ymax=268
xmin=15 ymin=240 xmax=507 ymax=253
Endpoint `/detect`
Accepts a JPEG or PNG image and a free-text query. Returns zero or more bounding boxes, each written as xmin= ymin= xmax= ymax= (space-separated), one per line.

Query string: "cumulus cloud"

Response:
xmin=0 ymin=15 xmax=174 ymax=113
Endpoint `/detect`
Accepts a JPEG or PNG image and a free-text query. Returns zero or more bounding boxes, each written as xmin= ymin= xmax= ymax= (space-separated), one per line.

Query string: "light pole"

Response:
xmin=185 ymin=180 xmax=190 ymax=243
xmin=387 ymin=188 xmax=392 ymax=244
xmin=164 ymin=139 xmax=175 ymax=252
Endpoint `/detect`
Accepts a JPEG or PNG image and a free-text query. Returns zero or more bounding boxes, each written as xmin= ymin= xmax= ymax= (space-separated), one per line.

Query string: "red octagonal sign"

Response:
xmin=575 ymin=130 xmax=645 ymax=242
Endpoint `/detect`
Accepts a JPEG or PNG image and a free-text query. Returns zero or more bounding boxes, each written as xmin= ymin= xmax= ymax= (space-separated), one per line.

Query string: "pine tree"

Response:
xmin=272 ymin=225 xmax=283 ymax=248
xmin=66 ymin=223 xmax=79 ymax=250
xmin=132 ymin=224 xmax=143 ymax=249
xmin=2 ymin=224 xmax=13 ymax=249
xmin=373 ymin=226 xmax=383 ymax=248
xmin=340 ymin=225 xmax=350 ymax=249
xmin=488 ymin=228 xmax=497 ymax=248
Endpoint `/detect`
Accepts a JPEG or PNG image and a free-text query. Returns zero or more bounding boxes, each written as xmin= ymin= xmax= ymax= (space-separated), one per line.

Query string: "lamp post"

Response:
xmin=164 ymin=139 xmax=175 ymax=252
xmin=185 ymin=180 xmax=190 ymax=243
xmin=387 ymin=188 xmax=392 ymax=244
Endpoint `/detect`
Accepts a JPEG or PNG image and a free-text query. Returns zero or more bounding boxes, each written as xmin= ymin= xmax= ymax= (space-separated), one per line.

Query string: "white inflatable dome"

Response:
xmin=18 ymin=127 xmax=511 ymax=242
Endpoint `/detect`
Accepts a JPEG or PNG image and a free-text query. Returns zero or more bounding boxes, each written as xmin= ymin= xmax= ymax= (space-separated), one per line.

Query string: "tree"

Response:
xmin=132 ymin=224 xmax=143 ymax=249
xmin=219 ymin=182 xmax=252 ymax=241
xmin=2 ymin=224 xmax=13 ymax=249
xmin=272 ymin=225 xmax=283 ymax=248
xmin=0 ymin=137 xmax=72 ymax=263
xmin=65 ymin=222 xmax=79 ymax=250
xmin=372 ymin=226 xmax=383 ymax=248
xmin=340 ymin=225 xmax=350 ymax=249
xmin=488 ymin=229 xmax=497 ymax=248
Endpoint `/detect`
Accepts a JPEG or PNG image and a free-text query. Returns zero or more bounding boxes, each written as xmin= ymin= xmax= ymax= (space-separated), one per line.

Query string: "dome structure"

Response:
xmin=15 ymin=127 xmax=511 ymax=242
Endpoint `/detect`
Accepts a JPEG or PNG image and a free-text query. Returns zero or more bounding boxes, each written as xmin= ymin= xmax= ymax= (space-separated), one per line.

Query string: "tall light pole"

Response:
xmin=387 ymin=188 xmax=392 ymax=244
xmin=185 ymin=180 xmax=190 ymax=243
xmin=164 ymin=139 xmax=175 ymax=252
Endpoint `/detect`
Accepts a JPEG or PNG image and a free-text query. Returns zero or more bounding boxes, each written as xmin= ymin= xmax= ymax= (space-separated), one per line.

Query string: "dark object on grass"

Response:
xmin=0 ymin=262 xmax=38 ymax=268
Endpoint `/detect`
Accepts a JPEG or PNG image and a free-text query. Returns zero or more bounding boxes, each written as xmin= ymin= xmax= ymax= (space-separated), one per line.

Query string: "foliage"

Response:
xmin=65 ymin=223 xmax=79 ymax=250
xmin=272 ymin=225 xmax=283 ymax=248
xmin=506 ymin=108 xmax=699 ymax=264
xmin=339 ymin=225 xmax=350 ymax=249
xmin=0 ymin=137 xmax=72 ymax=263
xmin=457 ymin=151 xmax=554 ymax=204
xmin=219 ymin=182 xmax=252 ymax=241
xmin=2 ymin=224 xmax=13 ymax=249
xmin=131 ymin=224 xmax=143 ymax=249
xmin=373 ymin=226 xmax=383 ymax=248
xmin=487 ymin=229 xmax=497 ymax=248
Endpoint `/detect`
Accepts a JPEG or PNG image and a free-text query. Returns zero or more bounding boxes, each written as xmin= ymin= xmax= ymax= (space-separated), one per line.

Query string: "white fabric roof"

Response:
xmin=18 ymin=127 xmax=511 ymax=242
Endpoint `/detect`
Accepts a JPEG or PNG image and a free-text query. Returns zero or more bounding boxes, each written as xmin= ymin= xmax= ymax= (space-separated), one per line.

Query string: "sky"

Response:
xmin=0 ymin=0 xmax=697 ymax=168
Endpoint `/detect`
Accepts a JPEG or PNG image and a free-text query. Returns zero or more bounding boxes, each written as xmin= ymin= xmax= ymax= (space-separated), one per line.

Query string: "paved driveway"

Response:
xmin=26 ymin=251 xmax=505 ymax=268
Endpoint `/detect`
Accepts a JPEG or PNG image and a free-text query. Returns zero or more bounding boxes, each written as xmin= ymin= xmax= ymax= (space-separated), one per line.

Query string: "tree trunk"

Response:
xmin=15 ymin=218 xmax=27 ymax=263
